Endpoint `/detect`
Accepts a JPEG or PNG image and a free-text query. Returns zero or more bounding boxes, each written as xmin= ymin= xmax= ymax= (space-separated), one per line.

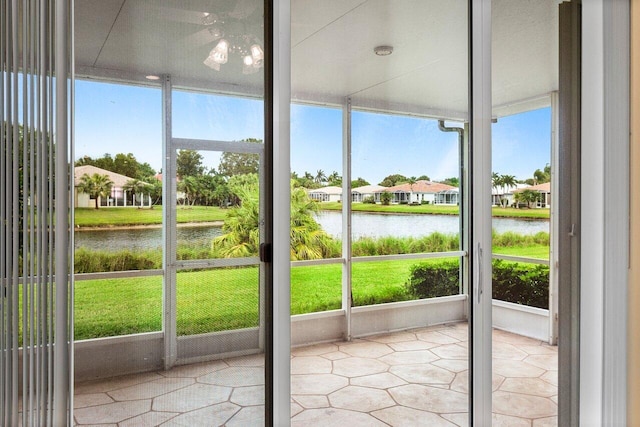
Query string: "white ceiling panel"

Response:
xmin=75 ymin=0 xmax=558 ymax=119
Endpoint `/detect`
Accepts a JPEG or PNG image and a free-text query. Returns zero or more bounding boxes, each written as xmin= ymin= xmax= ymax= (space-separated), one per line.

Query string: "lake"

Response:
xmin=75 ymin=211 xmax=549 ymax=251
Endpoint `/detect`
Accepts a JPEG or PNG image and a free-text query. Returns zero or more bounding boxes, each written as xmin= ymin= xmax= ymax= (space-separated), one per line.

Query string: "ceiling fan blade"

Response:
xmin=181 ymin=28 xmax=219 ymax=48
xmin=158 ymin=6 xmax=208 ymax=25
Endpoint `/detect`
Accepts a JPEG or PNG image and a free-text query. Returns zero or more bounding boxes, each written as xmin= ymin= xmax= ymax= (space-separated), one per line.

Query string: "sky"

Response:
xmin=75 ymin=80 xmax=550 ymax=183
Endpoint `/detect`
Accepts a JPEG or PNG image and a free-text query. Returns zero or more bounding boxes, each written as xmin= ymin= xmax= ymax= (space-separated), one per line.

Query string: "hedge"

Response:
xmin=406 ymin=259 xmax=549 ymax=309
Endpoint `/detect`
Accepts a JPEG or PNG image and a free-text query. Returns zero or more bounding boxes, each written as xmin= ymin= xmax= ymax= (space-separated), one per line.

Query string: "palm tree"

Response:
xmin=499 ymin=174 xmax=517 ymax=207
xmin=77 ymin=173 xmax=114 ymax=209
xmin=213 ymin=180 xmax=332 ymax=260
xmin=315 ymin=169 xmax=327 ymax=185
xmin=491 ymin=172 xmax=502 ymax=206
xmin=123 ymin=179 xmax=149 ymax=206
xmin=177 ymin=176 xmax=199 ymax=206
xmin=327 ymin=171 xmax=341 ymax=186
xmin=407 ymin=176 xmax=417 ymax=203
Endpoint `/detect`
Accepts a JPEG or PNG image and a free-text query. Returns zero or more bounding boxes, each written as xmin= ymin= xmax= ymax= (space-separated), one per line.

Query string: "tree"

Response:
xmin=407 ymin=176 xmax=417 ymax=191
xmin=379 ymin=174 xmax=407 ymax=187
xmin=492 ymin=172 xmax=501 ymax=192
xmin=532 ymin=164 xmax=551 ymax=184
xmin=417 ymin=175 xmax=430 ymax=181
xmin=380 ymin=191 xmax=392 ymax=205
xmin=499 ymin=174 xmax=517 ymax=207
xmin=75 ymin=153 xmax=157 ymax=180
xmin=515 ymin=189 xmax=539 ymax=208
xmin=177 ymin=150 xmax=205 ymax=178
xmin=439 ymin=177 xmax=459 ymax=187
xmin=327 ymin=171 xmax=341 ymax=186
xmin=123 ymin=179 xmax=150 ymax=206
xmin=113 ymin=153 xmax=140 ymax=179
xmin=217 ymin=139 xmax=261 ymax=177
xmin=77 ymin=173 xmax=114 ymax=209
xmin=351 ymin=177 xmax=370 ymax=188
xmin=294 ymin=171 xmax=320 ymax=189
xmin=177 ymin=176 xmax=199 ymax=206
xmin=315 ymin=169 xmax=327 ymax=184
xmin=213 ymin=179 xmax=332 ymax=260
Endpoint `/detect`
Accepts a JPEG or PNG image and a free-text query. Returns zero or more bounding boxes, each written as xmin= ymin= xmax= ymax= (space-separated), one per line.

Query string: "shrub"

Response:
xmin=362 ymin=196 xmax=376 ymax=204
xmin=406 ymin=260 xmax=460 ymax=298
xmin=380 ymin=191 xmax=392 ymax=205
xmin=406 ymin=259 xmax=550 ymax=308
xmin=74 ymin=248 xmax=160 ymax=273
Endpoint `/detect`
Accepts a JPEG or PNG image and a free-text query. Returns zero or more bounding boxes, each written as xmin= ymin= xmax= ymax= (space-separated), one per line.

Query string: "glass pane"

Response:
xmin=74 ymin=81 xmax=163 ymax=341
xmin=74 ymin=0 xmax=266 ymax=423
xmin=351 ymin=111 xmax=462 ymax=286
xmin=291 ymin=104 xmax=343 ymax=259
xmin=491 ymin=0 xmax=558 ymax=424
xmin=290 ymin=0 xmax=469 ymax=422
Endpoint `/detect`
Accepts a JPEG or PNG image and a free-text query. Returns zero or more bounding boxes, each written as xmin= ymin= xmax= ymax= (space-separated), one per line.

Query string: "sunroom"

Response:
xmin=0 ymin=0 xmax=631 ymax=425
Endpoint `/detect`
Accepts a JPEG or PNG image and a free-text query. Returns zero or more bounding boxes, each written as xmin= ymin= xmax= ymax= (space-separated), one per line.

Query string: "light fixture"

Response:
xmin=374 ymin=45 xmax=394 ymax=56
xmin=200 ymin=12 xmax=264 ymax=74
xmin=145 ymin=75 xmax=160 ymax=81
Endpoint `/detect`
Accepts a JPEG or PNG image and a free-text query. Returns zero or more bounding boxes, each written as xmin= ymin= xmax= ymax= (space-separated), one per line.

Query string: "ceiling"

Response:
xmin=75 ymin=0 xmax=558 ymax=120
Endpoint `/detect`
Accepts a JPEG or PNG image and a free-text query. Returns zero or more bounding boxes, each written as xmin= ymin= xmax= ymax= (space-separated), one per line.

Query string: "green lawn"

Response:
xmin=320 ymin=202 xmax=550 ymax=219
xmin=74 ymin=245 xmax=548 ymax=341
xmin=75 ymin=206 xmax=227 ymax=227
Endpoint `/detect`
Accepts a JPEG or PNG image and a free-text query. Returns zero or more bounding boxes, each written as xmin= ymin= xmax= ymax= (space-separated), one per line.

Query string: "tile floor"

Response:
xmin=73 ymin=322 xmax=557 ymax=426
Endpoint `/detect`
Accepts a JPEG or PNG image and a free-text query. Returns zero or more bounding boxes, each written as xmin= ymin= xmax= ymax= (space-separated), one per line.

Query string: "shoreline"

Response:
xmin=75 ymin=221 xmax=224 ymax=231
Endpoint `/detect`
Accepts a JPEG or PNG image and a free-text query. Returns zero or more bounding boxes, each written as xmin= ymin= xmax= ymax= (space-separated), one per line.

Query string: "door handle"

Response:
xmin=476 ymin=243 xmax=483 ymax=304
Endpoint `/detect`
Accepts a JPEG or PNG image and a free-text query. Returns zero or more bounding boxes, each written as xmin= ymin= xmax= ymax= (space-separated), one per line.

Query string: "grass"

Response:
xmin=74 ymin=206 xmax=227 ymax=227
xmin=320 ymin=202 xmax=550 ymax=219
xmin=74 ymin=245 xmax=549 ymax=340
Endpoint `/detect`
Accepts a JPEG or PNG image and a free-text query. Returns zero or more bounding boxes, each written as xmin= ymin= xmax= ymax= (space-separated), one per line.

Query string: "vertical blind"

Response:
xmin=1 ymin=0 xmax=70 ymax=425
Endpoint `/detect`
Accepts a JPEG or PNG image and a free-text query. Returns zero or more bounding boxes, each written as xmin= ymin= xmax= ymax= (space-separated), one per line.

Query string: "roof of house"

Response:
xmin=308 ymin=186 xmax=343 ymax=195
xmin=514 ymin=182 xmax=551 ymax=193
xmin=74 ymin=165 xmax=140 ymax=188
xmin=352 ymin=184 xmax=386 ymax=194
xmin=374 ymin=180 xmax=456 ymax=194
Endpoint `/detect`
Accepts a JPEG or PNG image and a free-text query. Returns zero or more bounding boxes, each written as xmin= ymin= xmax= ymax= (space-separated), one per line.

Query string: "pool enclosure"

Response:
xmin=1 ymin=0 xmax=631 ymax=425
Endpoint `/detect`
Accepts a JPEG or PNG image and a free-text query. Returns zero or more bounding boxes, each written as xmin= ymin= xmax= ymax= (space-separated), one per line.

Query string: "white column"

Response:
xmin=549 ymin=91 xmax=559 ymax=345
xmin=341 ymin=98 xmax=352 ymax=341
xmin=470 ymin=0 xmax=493 ymax=425
xmin=273 ymin=0 xmax=292 ymax=424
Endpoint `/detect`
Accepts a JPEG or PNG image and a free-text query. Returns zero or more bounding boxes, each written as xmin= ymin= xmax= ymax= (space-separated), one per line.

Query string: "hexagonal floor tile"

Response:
xmin=160 ymin=402 xmax=240 ymax=426
xmin=499 ymin=377 xmax=557 ymax=397
xmin=350 ymin=372 xmax=407 ymax=389
xmin=332 ymin=357 xmax=388 ymax=377
xmin=290 ymin=374 xmax=348 ymax=395
xmin=230 ymin=385 xmax=265 ymax=406
xmin=378 ymin=349 xmax=439 ymax=366
xmin=389 ymin=384 xmax=467 ymax=413
xmin=74 ymin=400 xmax=151 ymax=425
xmin=198 ymin=366 xmax=264 ymax=387
xmin=328 ymin=386 xmax=394 ymax=412
xmin=372 ymin=406 xmax=458 ymax=427
xmin=291 ymin=408 xmax=388 ymax=427
xmin=390 ymin=364 xmax=455 ymax=385
xmin=291 ymin=356 xmax=332 ymax=375
xmin=108 ymin=377 xmax=194 ymax=401
xmin=493 ymin=391 xmax=557 ymax=419
xmin=153 ymin=383 xmax=232 ymax=412
xmin=339 ymin=341 xmax=393 ymax=358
